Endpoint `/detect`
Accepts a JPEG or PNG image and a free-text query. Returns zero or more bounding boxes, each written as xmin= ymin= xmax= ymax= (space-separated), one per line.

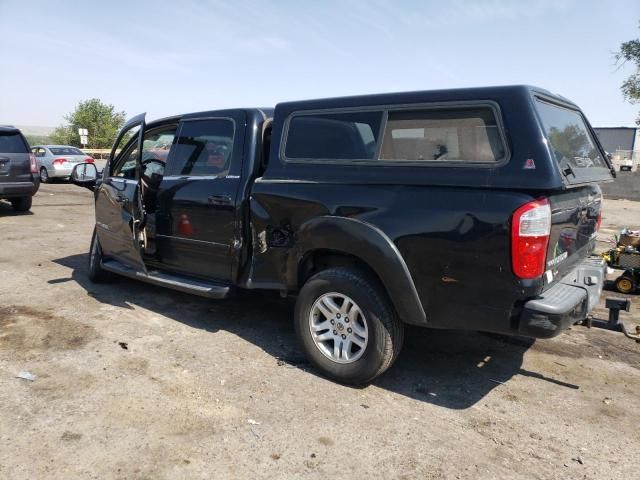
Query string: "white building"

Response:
xmin=593 ymin=127 xmax=640 ymax=171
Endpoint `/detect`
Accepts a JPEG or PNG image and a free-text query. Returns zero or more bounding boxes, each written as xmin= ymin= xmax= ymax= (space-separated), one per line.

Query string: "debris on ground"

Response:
xmin=15 ymin=371 xmax=36 ymax=381
xmin=117 ymin=342 xmax=128 ymax=350
xmin=276 ymin=355 xmax=309 ymax=367
xmin=247 ymin=419 xmax=260 ymax=425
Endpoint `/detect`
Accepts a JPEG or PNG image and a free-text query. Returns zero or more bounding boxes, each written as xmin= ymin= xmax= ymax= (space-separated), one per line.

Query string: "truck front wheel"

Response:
xmin=88 ymin=228 xmax=113 ymax=283
xmin=294 ymin=267 xmax=404 ymax=385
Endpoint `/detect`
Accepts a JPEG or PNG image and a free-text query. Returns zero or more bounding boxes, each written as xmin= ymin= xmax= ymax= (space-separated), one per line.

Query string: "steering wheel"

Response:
xmin=140 ymin=158 xmax=165 ymax=191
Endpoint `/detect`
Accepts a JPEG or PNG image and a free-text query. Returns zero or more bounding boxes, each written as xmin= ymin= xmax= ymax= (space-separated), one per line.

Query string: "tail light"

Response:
xmin=85 ymin=157 xmax=95 ymax=163
xmin=52 ymin=158 xmax=67 ymax=166
xmin=29 ymin=153 xmax=37 ymax=173
xmin=595 ymin=209 xmax=602 ymax=232
xmin=511 ymin=198 xmax=551 ymax=279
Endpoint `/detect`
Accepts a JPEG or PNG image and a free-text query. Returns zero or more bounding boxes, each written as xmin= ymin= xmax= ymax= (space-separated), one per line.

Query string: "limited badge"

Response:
xmin=523 ymin=158 xmax=536 ymax=169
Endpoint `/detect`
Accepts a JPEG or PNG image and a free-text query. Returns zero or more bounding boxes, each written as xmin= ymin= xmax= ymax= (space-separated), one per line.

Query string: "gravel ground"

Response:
xmin=0 ymin=184 xmax=639 ymax=480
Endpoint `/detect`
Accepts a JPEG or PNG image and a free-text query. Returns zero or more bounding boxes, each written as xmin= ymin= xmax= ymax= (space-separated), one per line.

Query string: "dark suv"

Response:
xmin=71 ymin=85 xmax=613 ymax=384
xmin=0 ymin=126 xmax=38 ymax=212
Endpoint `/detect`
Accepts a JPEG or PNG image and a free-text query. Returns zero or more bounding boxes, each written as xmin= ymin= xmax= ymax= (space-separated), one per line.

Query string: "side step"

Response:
xmin=101 ymin=259 xmax=232 ymax=299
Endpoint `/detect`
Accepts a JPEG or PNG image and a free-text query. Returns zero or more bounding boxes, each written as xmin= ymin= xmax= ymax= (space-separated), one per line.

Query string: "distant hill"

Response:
xmin=0 ymin=125 xmax=57 ymax=146
xmin=13 ymin=125 xmax=56 ymax=136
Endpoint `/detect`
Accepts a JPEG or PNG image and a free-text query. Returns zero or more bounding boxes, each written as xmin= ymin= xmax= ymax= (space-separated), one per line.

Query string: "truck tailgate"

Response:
xmin=545 ymin=184 xmax=602 ymax=284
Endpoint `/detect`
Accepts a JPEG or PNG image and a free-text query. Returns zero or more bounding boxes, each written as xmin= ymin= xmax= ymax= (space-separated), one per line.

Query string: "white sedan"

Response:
xmin=31 ymin=145 xmax=94 ymax=183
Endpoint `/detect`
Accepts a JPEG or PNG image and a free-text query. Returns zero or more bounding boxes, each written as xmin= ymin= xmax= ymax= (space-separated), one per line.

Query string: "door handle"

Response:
xmin=207 ymin=194 xmax=232 ymax=206
xmin=115 ymin=195 xmax=129 ymax=205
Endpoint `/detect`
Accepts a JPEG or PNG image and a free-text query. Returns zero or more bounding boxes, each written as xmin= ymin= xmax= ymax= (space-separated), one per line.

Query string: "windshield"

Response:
xmin=535 ymin=98 xmax=610 ymax=183
xmin=49 ymin=147 xmax=84 ymax=155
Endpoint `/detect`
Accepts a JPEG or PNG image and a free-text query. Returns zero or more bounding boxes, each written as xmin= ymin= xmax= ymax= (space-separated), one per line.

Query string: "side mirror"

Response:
xmin=71 ymin=162 xmax=98 ymax=190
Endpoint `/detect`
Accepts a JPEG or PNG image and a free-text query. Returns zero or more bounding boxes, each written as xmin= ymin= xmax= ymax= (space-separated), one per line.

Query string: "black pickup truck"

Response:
xmin=72 ymin=85 xmax=613 ymax=384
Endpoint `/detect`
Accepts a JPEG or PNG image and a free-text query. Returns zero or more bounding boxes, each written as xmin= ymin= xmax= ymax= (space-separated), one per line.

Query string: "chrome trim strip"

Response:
xmin=156 ymin=234 xmax=228 ymax=248
xmin=161 ymin=175 xmax=227 ymax=181
xmin=108 ymin=177 xmax=137 ymax=185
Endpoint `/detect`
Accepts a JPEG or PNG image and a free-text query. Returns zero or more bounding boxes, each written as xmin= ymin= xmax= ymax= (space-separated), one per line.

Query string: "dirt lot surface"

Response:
xmin=1 ymin=185 xmax=639 ymax=480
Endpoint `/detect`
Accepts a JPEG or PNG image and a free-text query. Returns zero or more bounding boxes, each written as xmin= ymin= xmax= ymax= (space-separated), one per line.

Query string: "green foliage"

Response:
xmin=616 ymin=24 xmax=640 ymax=124
xmin=49 ymin=125 xmax=73 ymax=145
xmin=51 ymin=98 xmax=126 ymax=148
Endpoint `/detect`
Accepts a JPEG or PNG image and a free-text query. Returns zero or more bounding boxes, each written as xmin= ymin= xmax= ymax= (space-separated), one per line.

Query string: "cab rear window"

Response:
xmin=0 ymin=132 xmax=28 ymax=153
xmin=535 ymin=99 xmax=610 ymax=183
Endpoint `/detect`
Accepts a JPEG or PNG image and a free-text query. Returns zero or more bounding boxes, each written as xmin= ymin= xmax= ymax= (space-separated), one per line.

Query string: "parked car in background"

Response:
xmin=31 ymin=145 xmax=94 ymax=183
xmin=619 ymin=158 xmax=633 ymax=171
xmin=0 ymin=126 xmax=39 ymax=211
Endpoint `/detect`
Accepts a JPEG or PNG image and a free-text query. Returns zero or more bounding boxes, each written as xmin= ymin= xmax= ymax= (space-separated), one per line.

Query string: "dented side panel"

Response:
xmin=248 ymin=181 xmax=538 ymax=333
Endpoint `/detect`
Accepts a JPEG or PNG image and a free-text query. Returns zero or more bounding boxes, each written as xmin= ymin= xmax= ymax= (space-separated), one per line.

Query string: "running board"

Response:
xmin=101 ymin=259 xmax=232 ymax=299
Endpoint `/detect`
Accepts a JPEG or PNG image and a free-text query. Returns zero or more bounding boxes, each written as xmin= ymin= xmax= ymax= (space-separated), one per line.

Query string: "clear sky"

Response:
xmin=1 ymin=0 xmax=639 ymax=127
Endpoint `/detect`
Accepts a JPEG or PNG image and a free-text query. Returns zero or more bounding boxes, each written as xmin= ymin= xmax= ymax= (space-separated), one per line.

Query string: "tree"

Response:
xmin=49 ymin=126 xmax=72 ymax=145
xmin=50 ymin=99 xmax=126 ymax=148
xmin=616 ymin=24 xmax=640 ymax=124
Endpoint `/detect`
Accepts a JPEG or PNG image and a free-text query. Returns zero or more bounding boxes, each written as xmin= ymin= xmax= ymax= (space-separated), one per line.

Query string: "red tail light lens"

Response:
xmin=511 ymin=198 xmax=551 ymax=279
xmin=595 ymin=209 xmax=602 ymax=232
xmin=85 ymin=157 xmax=95 ymax=163
xmin=52 ymin=158 xmax=67 ymax=166
xmin=29 ymin=153 xmax=37 ymax=173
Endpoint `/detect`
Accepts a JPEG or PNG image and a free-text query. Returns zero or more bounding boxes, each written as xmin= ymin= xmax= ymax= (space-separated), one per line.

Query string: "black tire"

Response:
xmin=294 ymin=267 xmax=404 ymax=385
xmin=88 ymin=228 xmax=112 ymax=283
xmin=40 ymin=167 xmax=50 ymax=183
xmin=10 ymin=196 xmax=32 ymax=212
xmin=615 ymin=275 xmax=635 ymax=294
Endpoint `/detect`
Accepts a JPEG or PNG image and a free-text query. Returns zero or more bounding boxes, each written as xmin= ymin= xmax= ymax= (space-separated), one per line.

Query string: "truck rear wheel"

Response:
xmin=294 ymin=267 xmax=404 ymax=385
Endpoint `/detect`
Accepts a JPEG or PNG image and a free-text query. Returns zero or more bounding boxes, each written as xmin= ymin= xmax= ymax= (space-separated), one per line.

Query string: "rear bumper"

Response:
xmin=518 ymin=256 xmax=606 ymax=338
xmin=50 ymin=165 xmax=74 ymax=177
xmin=0 ymin=181 xmax=36 ymax=198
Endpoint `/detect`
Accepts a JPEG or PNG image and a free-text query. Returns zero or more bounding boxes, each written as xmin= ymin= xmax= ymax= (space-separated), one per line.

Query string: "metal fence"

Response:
xmin=81 ymin=148 xmax=111 ymax=160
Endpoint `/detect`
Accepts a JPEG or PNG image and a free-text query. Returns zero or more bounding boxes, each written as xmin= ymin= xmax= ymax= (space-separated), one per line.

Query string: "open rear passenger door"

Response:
xmin=94 ymin=113 xmax=148 ymax=274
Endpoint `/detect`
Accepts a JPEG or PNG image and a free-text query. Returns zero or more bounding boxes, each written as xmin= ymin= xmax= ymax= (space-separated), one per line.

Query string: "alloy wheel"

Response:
xmin=309 ymin=292 xmax=368 ymax=364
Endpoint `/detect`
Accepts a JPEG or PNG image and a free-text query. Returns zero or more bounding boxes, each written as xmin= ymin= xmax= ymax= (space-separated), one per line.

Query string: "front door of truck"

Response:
xmin=155 ymin=112 xmax=245 ymax=282
xmin=95 ymin=113 xmax=147 ymax=273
